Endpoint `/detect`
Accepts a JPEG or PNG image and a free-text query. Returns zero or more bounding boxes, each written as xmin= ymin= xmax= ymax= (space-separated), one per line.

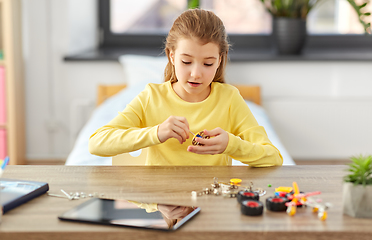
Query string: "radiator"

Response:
xmin=69 ymin=99 xmax=95 ymax=147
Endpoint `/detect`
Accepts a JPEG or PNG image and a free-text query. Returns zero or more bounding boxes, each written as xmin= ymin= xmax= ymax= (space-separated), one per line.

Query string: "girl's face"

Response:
xmin=170 ymin=38 xmax=221 ymax=102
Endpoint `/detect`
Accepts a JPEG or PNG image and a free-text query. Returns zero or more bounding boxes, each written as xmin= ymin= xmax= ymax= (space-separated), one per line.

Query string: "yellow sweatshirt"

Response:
xmin=89 ymin=81 xmax=283 ymax=167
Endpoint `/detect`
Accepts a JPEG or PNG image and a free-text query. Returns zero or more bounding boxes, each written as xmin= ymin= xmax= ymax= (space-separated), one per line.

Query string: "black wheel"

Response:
xmin=241 ymin=200 xmax=264 ymax=216
xmin=237 ymin=190 xmax=259 ymax=203
xmin=266 ymin=196 xmax=288 ymax=212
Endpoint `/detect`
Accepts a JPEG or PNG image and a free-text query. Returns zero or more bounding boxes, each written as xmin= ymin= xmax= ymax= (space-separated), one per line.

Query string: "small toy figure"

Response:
xmin=191 ymin=131 xmax=210 ymax=146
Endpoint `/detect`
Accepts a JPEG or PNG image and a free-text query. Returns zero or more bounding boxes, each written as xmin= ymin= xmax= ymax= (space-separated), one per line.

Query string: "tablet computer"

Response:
xmin=58 ymin=198 xmax=200 ymax=231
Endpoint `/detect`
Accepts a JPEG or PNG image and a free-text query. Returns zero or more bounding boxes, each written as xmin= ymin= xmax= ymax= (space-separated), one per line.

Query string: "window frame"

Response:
xmin=98 ymin=0 xmax=372 ymax=50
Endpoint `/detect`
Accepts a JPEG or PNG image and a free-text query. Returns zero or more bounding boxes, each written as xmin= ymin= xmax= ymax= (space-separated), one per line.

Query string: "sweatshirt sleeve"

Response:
xmin=127 ymin=200 xmax=159 ymax=213
xmin=89 ymin=85 xmax=161 ymax=157
xmin=223 ymin=89 xmax=283 ymax=167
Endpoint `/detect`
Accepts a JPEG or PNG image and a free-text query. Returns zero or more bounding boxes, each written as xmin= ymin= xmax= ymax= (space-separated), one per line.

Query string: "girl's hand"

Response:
xmin=187 ymin=128 xmax=228 ymax=155
xmin=158 ymin=116 xmax=190 ymax=144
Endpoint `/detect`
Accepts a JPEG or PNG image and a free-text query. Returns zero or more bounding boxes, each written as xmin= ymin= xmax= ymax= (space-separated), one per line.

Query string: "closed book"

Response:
xmin=0 ymin=178 xmax=49 ymax=213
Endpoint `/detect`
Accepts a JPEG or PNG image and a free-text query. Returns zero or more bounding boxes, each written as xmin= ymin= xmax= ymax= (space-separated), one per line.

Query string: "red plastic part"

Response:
xmin=245 ymin=201 xmax=260 ymax=208
xmin=243 ymin=192 xmax=256 ymax=197
xmin=271 ymin=198 xmax=285 ymax=203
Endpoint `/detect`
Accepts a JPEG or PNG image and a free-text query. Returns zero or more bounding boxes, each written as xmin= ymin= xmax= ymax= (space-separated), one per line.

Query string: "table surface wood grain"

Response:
xmin=0 ymin=165 xmax=371 ymax=240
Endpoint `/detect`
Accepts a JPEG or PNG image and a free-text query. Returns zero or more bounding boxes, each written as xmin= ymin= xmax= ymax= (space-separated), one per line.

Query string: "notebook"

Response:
xmin=0 ymin=178 xmax=49 ymax=213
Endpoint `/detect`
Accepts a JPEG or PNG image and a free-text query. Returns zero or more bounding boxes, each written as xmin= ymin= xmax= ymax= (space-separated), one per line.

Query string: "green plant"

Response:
xmin=347 ymin=0 xmax=372 ymax=34
xmin=344 ymin=155 xmax=372 ymax=186
xmin=260 ymin=0 xmax=371 ymax=34
xmin=187 ymin=0 xmax=199 ymax=9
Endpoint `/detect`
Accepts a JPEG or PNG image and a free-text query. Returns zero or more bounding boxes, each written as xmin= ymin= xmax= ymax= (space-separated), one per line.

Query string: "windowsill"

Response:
xmin=64 ymin=47 xmax=372 ymax=62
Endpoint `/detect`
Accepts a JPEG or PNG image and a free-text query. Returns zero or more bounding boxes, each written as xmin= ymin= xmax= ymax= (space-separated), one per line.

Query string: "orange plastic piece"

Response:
xmin=275 ymin=186 xmax=293 ymax=193
xmin=230 ymin=178 xmax=242 ymax=185
xmin=287 ymin=206 xmax=297 ymax=216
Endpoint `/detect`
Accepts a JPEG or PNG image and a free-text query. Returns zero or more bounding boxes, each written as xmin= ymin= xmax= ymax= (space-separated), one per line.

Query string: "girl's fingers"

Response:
xmin=194 ymin=136 xmax=217 ymax=145
xmin=158 ymin=116 xmax=190 ymax=144
xmin=169 ymin=116 xmax=189 ymax=142
xmin=173 ymin=122 xmax=189 ymax=140
xmin=172 ymin=125 xmax=188 ymax=143
xmin=173 ymin=116 xmax=189 ymax=127
xmin=173 ymin=116 xmax=189 ymax=132
xmin=169 ymin=130 xmax=183 ymax=144
xmin=189 ymin=128 xmax=229 ymax=154
xmin=202 ymin=128 xmax=222 ymax=137
xmin=187 ymin=145 xmax=221 ymax=155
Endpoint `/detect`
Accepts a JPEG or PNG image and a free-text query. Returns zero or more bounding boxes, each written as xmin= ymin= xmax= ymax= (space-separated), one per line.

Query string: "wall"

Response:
xmin=226 ymin=62 xmax=372 ymax=159
xmin=22 ymin=0 xmax=372 ymax=162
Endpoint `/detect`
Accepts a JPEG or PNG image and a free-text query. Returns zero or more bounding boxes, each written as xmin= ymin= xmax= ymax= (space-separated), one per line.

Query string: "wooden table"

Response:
xmin=0 ymin=165 xmax=371 ymax=240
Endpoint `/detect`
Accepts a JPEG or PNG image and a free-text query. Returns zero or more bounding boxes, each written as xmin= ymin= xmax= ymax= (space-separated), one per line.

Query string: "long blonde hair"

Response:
xmin=164 ymin=9 xmax=229 ymax=83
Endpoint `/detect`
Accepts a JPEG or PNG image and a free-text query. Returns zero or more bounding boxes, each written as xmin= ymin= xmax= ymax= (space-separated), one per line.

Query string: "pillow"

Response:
xmin=65 ymin=82 xmax=148 ymax=166
xmin=118 ymin=55 xmax=168 ymax=87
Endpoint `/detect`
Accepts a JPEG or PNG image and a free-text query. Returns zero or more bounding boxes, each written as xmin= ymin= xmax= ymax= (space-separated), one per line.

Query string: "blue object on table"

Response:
xmin=1 ymin=156 xmax=9 ymax=170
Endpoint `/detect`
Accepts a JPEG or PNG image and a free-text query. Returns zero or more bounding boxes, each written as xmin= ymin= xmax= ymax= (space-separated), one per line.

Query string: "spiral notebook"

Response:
xmin=0 ymin=178 xmax=49 ymax=213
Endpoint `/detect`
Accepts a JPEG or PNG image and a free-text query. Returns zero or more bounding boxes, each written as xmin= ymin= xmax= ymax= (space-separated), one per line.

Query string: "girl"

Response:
xmin=89 ymin=9 xmax=283 ymax=167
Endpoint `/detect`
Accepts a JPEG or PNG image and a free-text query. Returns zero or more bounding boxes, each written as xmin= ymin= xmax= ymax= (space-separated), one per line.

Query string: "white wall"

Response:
xmin=226 ymin=62 xmax=372 ymax=159
xmin=22 ymin=0 xmax=372 ymax=162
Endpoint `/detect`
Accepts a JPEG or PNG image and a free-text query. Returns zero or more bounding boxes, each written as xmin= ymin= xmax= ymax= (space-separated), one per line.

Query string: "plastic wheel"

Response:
xmin=266 ymin=196 xmax=288 ymax=212
xmin=241 ymin=200 xmax=264 ymax=216
xmin=237 ymin=190 xmax=259 ymax=203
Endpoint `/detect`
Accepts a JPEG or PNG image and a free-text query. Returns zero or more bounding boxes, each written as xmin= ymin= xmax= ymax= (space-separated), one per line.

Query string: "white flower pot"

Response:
xmin=342 ymin=182 xmax=372 ymax=218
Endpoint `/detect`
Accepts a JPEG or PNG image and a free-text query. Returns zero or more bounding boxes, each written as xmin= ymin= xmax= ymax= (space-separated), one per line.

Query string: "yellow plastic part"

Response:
xmin=287 ymin=206 xmax=297 ymax=216
xmin=293 ymin=182 xmax=300 ymax=195
xmin=318 ymin=211 xmax=327 ymax=221
xmin=275 ymin=186 xmax=293 ymax=193
xmin=230 ymin=178 xmax=242 ymax=185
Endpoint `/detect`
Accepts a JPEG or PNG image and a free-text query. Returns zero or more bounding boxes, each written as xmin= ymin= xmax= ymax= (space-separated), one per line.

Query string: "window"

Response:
xmin=98 ymin=0 xmax=372 ymax=57
xmin=110 ymin=0 xmax=186 ymax=34
xmin=108 ymin=0 xmax=371 ymax=35
xmin=308 ymin=0 xmax=372 ymax=34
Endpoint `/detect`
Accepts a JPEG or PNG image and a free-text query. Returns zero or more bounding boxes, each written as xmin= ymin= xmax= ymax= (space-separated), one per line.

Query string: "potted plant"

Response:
xmin=342 ymin=155 xmax=372 ymax=218
xmin=260 ymin=0 xmax=372 ymax=55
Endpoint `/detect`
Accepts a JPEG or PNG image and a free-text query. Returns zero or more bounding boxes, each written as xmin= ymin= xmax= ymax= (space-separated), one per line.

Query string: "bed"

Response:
xmin=65 ymin=55 xmax=295 ymax=166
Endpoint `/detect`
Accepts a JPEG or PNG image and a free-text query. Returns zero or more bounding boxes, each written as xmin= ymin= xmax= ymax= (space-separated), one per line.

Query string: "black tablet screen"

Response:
xmin=58 ymin=198 xmax=200 ymax=231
